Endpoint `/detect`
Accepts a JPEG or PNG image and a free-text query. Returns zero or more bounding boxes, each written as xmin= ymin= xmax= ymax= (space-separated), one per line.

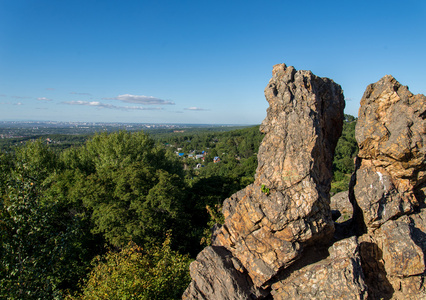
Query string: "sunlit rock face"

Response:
xmin=213 ymin=64 xmax=345 ymax=286
xmin=183 ymin=67 xmax=426 ymax=299
xmin=183 ymin=63 xmax=345 ymax=299
xmin=350 ymin=75 xmax=426 ymax=299
xmin=352 ymin=75 xmax=426 ymax=229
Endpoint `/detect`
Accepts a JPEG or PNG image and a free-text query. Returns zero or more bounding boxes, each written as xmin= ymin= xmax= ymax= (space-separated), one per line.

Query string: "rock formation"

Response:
xmin=212 ymin=64 xmax=345 ymax=286
xmin=183 ymin=63 xmax=347 ymax=298
xmin=183 ymin=66 xmax=426 ymax=299
xmin=350 ymin=75 xmax=426 ymax=299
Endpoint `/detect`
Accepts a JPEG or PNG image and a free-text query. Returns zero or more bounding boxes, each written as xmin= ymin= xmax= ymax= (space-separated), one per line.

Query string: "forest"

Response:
xmin=0 ymin=115 xmax=357 ymax=299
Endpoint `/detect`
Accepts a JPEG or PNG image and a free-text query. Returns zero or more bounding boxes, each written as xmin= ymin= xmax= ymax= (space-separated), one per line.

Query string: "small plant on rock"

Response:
xmin=261 ymin=184 xmax=270 ymax=195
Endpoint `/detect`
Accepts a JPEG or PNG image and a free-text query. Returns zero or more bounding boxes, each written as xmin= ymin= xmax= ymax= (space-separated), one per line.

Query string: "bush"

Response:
xmin=71 ymin=235 xmax=192 ymax=300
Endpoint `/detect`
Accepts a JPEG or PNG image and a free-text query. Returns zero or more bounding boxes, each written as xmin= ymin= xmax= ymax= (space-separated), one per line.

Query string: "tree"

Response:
xmin=0 ymin=140 xmax=102 ymax=299
xmin=13 ymin=139 xmax=59 ymax=183
xmin=0 ymin=173 xmax=95 ymax=299
xmin=0 ymin=152 xmax=12 ymax=196
xmin=58 ymin=131 xmax=189 ymax=250
xmin=71 ymin=236 xmax=192 ymax=300
xmin=331 ymin=115 xmax=358 ymax=194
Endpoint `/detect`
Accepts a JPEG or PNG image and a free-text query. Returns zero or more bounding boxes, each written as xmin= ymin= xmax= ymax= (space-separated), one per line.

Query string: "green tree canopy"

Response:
xmin=56 ymin=131 xmax=188 ymax=249
xmin=72 ymin=236 xmax=192 ymax=300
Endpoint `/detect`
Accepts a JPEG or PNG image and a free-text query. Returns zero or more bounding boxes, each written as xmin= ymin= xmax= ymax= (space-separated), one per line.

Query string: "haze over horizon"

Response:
xmin=1 ymin=0 xmax=425 ymax=124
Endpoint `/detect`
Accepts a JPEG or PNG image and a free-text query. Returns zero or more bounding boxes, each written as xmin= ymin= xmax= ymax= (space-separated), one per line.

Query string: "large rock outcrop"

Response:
xmin=350 ymin=75 xmax=426 ymax=299
xmin=183 ymin=66 xmax=426 ymax=299
xmin=352 ymin=75 xmax=426 ymax=229
xmin=184 ymin=64 xmax=347 ymax=298
xmin=213 ymin=64 xmax=345 ymax=286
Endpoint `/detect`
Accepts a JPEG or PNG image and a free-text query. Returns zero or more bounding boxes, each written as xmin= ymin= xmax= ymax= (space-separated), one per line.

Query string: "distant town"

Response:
xmin=0 ymin=121 xmax=253 ymax=151
xmin=0 ymin=121 xmax=250 ymax=139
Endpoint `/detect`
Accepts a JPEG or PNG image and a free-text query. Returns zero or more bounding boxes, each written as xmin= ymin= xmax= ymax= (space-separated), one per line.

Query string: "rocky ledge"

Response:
xmin=183 ymin=64 xmax=426 ymax=299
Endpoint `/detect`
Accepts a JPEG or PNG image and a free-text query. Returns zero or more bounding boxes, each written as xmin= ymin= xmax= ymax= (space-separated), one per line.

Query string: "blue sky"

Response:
xmin=0 ymin=0 xmax=425 ymax=124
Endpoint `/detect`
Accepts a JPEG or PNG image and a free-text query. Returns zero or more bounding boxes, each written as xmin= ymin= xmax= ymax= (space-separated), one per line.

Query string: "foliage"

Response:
xmin=159 ymin=125 xmax=264 ymax=254
xmin=200 ymin=204 xmax=225 ymax=246
xmin=13 ymin=139 xmax=59 ymax=183
xmin=71 ymin=236 xmax=192 ymax=300
xmin=0 ymin=170 xmax=95 ymax=299
xmin=61 ymin=131 xmax=189 ymax=250
xmin=0 ymin=118 xmax=359 ymax=298
xmin=331 ymin=115 xmax=358 ymax=194
xmin=0 ymin=152 xmax=12 ymax=195
xmin=261 ymin=184 xmax=270 ymax=195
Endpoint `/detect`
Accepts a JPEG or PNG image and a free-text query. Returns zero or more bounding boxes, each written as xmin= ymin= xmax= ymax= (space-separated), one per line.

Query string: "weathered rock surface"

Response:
xmin=212 ymin=64 xmax=345 ymax=287
xmin=271 ymin=237 xmax=368 ymax=299
xmin=358 ymin=211 xmax=426 ymax=299
xmin=182 ymin=246 xmax=266 ymax=300
xmin=331 ymin=190 xmax=353 ymax=223
xmin=350 ymin=75 xmax=426 ymax=299
xmin=183 ymin=68 xmax=426 ymax=300
xmin=183 ymin=63 xmax=345 ymax=299
xmin=352 ymin=75 xmax=426 ymax=229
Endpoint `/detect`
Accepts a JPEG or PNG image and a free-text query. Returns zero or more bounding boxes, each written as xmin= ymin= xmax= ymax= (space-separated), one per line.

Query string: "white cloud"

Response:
xmin=88 ymin=101 xmax=102 ymax=106
xmin=63 ymin=100 xmax=113 ymax=108
xmin=37 ymin=97 xmax=52 ymax=101
xmin=184 ymin=107 xmax=209 ymax=111
xmin=105 ymin=94 xmax=175 ymax=105
xmin=62 ymin=100 xmax=163 ymax=111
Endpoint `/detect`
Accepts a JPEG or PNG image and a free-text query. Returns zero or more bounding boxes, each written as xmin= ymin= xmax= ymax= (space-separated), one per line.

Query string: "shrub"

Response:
xmin=71 ymin=235 xmax=192 ymax=300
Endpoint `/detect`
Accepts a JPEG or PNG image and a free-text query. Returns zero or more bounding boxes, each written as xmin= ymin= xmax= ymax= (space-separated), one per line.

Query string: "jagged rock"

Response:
xmin=184 ymin=67 xmax=426 ymax=299
xmin=271 ymin=237 xmax=368 ymax=299
xmin=182 ymin=246 xmax=267 ymax=300
xmin=183 ymin=63 xmax=345 ymax=299
xmin=184 ymin=65 xmax=426 ymax=299
xmin=351 ymin=75 xmax=426 ymax=299
xmin=330 ymin=190 xmax=353 ymax=223
xmin=352 ymin=75 xmax=426 ymax=228
xmin=357 ymin=235 xmax=395 ymax=299
xmin=358 ymin=211 xmax=426 ymax=299
xmin=212 ymin=64 xmax=345 ymax=286
xmin=377 ymin=215 xmax=424 ymax=278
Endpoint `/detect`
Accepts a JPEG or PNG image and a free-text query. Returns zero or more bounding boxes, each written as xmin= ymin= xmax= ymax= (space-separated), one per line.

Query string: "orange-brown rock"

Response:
xmin=182 ymin=246 xmax=268 ymax=299
xmin=330 ymin=190 xmax=353 ymax=223
xmin=212 ymin=64 xmax=345 ymax=287
xmin=183 ymin=67 xmax=426 ymax=300
xmin=271 ymin=237 xmax=368 ymax=299
xmin=358 ymin=211 xmax=426 ymax=299
xmin=183 ymin=63 xmax=345 ymax=299
xmin=353 ymin=75 xmax=426 ymax=228
xmin=351 ymin=75 xmax=426 ymax=299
